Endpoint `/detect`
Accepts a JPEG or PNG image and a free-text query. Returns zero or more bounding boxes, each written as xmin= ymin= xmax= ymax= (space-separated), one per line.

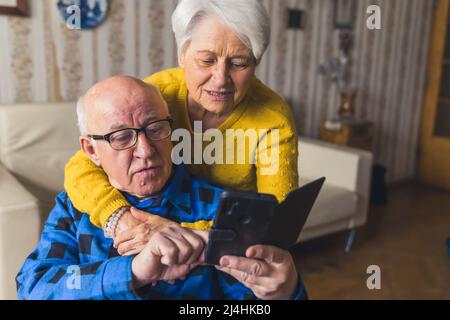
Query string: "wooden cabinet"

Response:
xmin=319 ymin=120 xmax=374 ymax=152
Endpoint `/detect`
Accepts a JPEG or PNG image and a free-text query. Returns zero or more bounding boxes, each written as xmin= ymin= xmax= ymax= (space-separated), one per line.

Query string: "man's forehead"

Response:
xmin=88 ymin=98 xmax=166 ymax=132
xmin=108 ymin=109 xmax=161 ymax=131
xmin=83 ymin=77 xmax=167 ymax=129
xmin=86 ymin=77 xmax=157 ymax=108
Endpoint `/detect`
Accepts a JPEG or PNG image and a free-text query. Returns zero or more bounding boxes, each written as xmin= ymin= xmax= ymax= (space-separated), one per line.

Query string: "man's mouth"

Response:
xmin=135 ymin=167 xmax=160 ymax=175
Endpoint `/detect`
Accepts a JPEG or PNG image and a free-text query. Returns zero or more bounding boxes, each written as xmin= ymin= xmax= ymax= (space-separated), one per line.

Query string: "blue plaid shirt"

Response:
xmin=17 ymin=165 xmax=307 ymax=300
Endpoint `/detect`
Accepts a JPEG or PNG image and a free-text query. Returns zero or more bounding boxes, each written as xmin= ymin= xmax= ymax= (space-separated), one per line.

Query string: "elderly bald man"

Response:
xmin=16 ymin=76 xmax=306 ymax=300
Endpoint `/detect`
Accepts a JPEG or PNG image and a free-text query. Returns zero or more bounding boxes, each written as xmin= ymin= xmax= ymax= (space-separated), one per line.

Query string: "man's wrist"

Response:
xmin=103 ymin=256 xmax=139 ymax=300
xmin=131 ymin=254 xmax=157 ymax=289
xmin=131 ymin=256 xmax=147 ymax=288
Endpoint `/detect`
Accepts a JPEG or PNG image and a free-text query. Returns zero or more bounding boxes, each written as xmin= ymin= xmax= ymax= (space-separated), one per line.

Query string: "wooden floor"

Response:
xmin=290 ymin=183 xmax=450 ymax=300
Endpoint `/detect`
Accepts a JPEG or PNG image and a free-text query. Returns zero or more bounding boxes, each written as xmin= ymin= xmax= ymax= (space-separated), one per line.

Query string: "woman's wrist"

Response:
xmin=103 ymin=206 xmax=130 ymax=238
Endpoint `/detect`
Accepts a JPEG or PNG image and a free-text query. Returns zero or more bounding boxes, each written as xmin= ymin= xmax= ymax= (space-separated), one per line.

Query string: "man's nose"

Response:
xmin=133 ymin=132 xmax=156 ymax=159
xmin=211 ymin=62 xmax=230 ymax=87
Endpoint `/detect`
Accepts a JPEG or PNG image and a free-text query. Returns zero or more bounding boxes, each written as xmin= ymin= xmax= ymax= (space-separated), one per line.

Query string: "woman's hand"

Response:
xmin=114 ymin=209 xmax=141 ymax=235
xmin=216 ymin=245 xmax=298 ymax=300
xmin=114 ymin=207 xmax=179 ymax=256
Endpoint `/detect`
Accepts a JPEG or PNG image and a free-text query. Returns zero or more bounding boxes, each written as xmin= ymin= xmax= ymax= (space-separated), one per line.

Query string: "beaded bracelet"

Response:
xmin=103 ymin=206 xmax=130 ymax=239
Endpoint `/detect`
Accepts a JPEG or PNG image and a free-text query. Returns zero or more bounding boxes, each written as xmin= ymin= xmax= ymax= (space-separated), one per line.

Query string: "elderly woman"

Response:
xmin=65 ymin=0 xmax=299 ymax=253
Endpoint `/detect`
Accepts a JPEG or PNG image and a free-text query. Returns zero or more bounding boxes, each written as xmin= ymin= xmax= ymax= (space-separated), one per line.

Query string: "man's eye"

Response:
xmin=146 ymin=125 xmax=162 ymax=135
xmin=147 ymin=128 xmax=160 ymax=134
xmin=111 ymin=131 xmax=132 ymax=142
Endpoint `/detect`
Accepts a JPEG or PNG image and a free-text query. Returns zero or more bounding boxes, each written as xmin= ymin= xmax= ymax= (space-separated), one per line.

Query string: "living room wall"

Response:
xmin=0 ymin=0 xmax=434 ymax=183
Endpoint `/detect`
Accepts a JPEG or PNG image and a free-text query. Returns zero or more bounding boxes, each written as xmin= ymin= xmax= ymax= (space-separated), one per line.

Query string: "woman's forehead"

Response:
xmin=188 ymin=36 xmax=253 ymax=59
xmin=187 ymin=17 xmax=252 ymax=55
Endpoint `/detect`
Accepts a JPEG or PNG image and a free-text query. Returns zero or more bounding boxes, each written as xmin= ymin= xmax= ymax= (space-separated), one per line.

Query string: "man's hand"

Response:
xmin=114 ymin=207 xmax=178 ymax=256
xmin=216 ymin=245 xmax=298 ymax=300
xmin=131 ymin=224 xmax=207 ymax=288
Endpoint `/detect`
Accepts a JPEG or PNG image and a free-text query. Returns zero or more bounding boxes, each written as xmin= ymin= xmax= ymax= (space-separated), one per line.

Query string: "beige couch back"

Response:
xmin=0 ymin=103 xmax=79 ymax=205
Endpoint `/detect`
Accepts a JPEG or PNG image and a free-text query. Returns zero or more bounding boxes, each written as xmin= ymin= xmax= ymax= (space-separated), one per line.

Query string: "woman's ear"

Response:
xmin=178 ymin=53 xmax=185 ymax=68
xmin=79 ymin=136 xmax=101 ymax=166
xmin=178 ymin=44 xmax=190 ymax=67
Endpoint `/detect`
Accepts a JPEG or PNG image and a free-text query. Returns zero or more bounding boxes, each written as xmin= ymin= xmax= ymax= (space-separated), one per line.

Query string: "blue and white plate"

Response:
xmin=57 ymin=0 xmax=109 ymax=30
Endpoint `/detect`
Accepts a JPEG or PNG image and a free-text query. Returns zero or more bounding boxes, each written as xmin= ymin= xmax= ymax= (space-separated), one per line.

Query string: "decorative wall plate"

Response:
xmin=57 ymin=0 xmax=109 ymax=30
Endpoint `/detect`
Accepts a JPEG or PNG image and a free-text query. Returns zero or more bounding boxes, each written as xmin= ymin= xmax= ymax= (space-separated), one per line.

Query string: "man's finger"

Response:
xmin=246 ymin=245 xmax=287 ymax=264
xmin=150 ymin=233 xmax=179 ymax=265
xmin=159 ymin=227 xmax=196 ymax=265
xmin=176 ymin=229 xmax=205 ymax=265
xmin=190 ymin=229 xmax=209 ymax=245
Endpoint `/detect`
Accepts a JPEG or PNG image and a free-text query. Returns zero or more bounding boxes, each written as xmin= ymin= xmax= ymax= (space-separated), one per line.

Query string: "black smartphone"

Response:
xmin=204 ymin=178 xmax=325 ymax=265
xmin=204 ymin=191 xmax=278 ymax=266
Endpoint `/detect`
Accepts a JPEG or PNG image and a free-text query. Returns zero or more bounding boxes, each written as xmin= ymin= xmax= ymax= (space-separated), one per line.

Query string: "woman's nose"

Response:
xmin=212 ymin=62 xmax=231 ymax=87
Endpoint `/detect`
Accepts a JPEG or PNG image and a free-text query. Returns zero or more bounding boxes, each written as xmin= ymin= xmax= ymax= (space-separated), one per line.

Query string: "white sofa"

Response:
xmin=0 ymin=102 xmax=372 ymax=300
xmin=297 ymin=138 xmax=372 ymax=242
xmin=0 ymin=103 xmax=79 ymax=300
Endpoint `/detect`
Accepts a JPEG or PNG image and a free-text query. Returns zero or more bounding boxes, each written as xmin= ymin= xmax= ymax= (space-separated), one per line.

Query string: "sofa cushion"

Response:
xmin=0 ymin=103 xmax=79 ymax=204
xmin=301 ymin=178 xmax=358 ymax=228
xmin=0 ymin=164 xmax=41 ymax=300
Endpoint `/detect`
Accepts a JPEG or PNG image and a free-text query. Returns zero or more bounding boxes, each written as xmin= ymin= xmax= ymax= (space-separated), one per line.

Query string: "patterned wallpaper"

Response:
xmin=0 ymin=0 xmax=434 ymax=183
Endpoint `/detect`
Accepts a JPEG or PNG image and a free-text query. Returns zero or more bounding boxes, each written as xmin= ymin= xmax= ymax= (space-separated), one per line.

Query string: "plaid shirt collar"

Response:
xmin=124 ymin=164 xmax=192 ymax=214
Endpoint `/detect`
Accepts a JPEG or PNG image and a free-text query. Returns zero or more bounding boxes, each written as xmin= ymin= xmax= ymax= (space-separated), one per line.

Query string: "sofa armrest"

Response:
xmin=299 ymin=137 xmax=373 ymax=194
xmin=0 ymin=164 xmax=40 ymax=300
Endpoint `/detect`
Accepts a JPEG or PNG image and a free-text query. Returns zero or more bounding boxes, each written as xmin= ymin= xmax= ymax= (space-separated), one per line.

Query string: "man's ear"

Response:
xmin=79 ymin=136 xmax=101 ymax=166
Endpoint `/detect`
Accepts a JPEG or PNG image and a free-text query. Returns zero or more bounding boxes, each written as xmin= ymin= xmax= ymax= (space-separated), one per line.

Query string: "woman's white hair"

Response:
xmin=172 ymin=0 xmax=271 ymax=63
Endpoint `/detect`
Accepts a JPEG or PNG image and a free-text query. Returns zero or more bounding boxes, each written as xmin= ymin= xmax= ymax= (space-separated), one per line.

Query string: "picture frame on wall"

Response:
xmin=0 ymin=0 xmax=28 ymax=16
xmin=334 ymin=0 xmax=357 ymax=30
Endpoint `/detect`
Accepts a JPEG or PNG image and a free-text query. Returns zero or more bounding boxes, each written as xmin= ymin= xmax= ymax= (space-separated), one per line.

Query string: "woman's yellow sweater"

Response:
xmin=64 ymin=68 xmax=299 ymax=228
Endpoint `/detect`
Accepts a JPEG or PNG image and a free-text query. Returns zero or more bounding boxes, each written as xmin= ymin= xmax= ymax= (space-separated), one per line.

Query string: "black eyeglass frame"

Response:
xmin=87 ymin=117 xmax=173 ymax=150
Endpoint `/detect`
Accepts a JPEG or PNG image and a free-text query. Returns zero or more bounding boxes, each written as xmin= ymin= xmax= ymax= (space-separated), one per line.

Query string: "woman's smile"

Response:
xmin=205 ymin=89 xmax=234 ymax=101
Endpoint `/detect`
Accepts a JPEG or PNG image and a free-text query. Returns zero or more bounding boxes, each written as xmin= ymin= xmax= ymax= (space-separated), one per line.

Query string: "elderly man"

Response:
xmin=16 ymin=76 xmax=307 ymax=300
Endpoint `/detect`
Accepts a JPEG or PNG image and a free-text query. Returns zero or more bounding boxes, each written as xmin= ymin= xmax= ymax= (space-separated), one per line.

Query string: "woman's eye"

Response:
xmin=200 ymin=59 xmax=215 ymax=65
xmin=231 ymin=61 xmax=248 ymax=69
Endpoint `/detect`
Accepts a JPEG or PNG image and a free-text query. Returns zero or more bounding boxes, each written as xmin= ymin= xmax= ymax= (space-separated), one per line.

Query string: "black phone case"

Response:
xmin=205 ymin=178 xmax=325 ymax=265
xmin=204 ymin=191 xmax=278 ymax=265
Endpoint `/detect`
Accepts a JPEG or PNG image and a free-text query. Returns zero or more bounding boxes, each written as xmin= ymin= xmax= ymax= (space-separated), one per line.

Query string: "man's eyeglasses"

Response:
xmin=88 ymin=117 xmax=173 ymax=151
